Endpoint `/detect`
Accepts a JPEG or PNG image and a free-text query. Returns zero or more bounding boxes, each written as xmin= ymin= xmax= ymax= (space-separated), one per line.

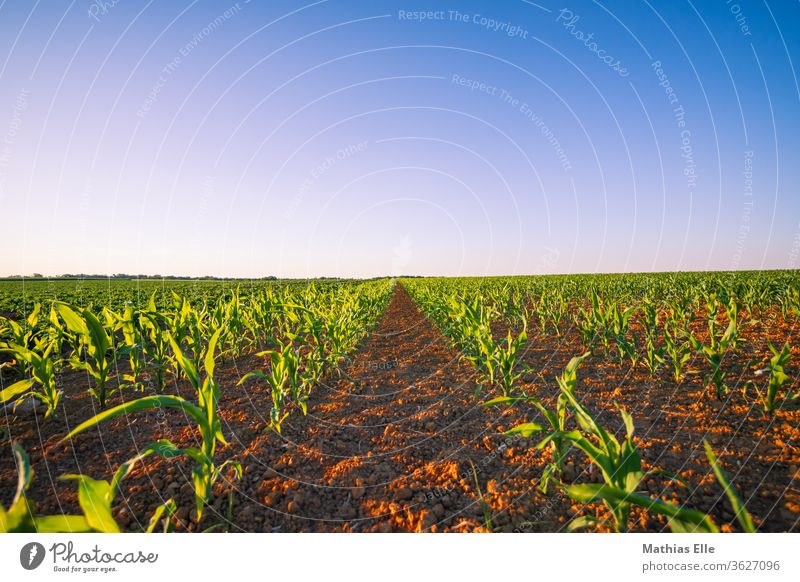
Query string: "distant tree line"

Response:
xmin=0 ymin=274 xmax=406 ymax=281
xmin=0 ymin=274 xmax=279 ymax=281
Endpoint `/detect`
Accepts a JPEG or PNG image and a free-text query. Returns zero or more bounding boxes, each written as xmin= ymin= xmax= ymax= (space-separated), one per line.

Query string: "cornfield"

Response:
xmin=1 ymin=271 xmax=798 ymax=532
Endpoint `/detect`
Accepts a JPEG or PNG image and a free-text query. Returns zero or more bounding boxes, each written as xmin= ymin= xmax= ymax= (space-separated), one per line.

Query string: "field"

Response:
xmin=1 ymin=272 xmax=799 ymax=533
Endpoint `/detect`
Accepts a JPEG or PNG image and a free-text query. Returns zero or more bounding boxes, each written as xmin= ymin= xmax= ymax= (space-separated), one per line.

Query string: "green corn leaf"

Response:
xmin=59 ymin=475 xmax=119 ymax=533
xmin=34 ymin=515 xmax=93 ymax=533
xmin=566 ymin=514 xmax=605 ymax=532
xmin=204 ymin=325 xmax=224 ymax=377
xmin=504 ymin=422 xmax=543 ymax=437
xmin=55 ymin=302 xmax=87 ymax=335
xmin=146 ymin=499 xmax=177 ymax=533
xmin=63 ymin=395 xmax=205 ymax=441
xmin=703 ymin=441 xmax=756 ymax=532
xmin=565 ymin=483 xmax=718 ymax=533
xmin=237 ymin=370 xmax=267 ymax=385
xmin=26 ymin=303 xmax=41 ymax=328
xmin=192 ymin=465 xmax=210 ymax=521
xmin=482 ymin=395 xmax=535 ymax=407
xmin=168 ymin=335 xmax=200 ymax=390
xmin=618 ymin=405 xmax=635 ymax=438
xmin=0 ymin=443 xmax=36 ymax=532
xmin=11 ymin=442 xmax=34 ymax=506
xmin=0 ymin=379 xmax=34 ymax=403
xmin=111 ymin=439 xmax=184 ymax=492
xmin=83 ymin=308 xmax=111 ymax=354
xmin=562 ymin=430 xmax=615 ymax=483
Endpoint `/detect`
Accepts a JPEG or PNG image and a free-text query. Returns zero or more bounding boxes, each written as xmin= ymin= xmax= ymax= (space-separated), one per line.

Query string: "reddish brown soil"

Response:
xmin=1 ymin=284 xmax=798 ymax=532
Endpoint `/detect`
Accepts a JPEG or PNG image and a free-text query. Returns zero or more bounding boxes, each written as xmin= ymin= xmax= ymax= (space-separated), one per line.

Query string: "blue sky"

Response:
xmin=0 ymin=0 xmax=798 ymax=277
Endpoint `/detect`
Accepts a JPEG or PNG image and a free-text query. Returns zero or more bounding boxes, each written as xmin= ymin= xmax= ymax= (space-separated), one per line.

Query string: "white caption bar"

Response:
xmin=1 ymin=533 xmax=797 ymax=581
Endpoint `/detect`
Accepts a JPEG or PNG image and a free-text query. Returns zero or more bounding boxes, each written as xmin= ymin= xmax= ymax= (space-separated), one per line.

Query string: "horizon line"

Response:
xmin=0 ymin=267 xmax=798 ymax=282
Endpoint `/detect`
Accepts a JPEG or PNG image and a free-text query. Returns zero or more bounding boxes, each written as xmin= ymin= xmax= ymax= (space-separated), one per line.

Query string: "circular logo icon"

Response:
xmin=20 ymin=542 xmax=46 ymax=570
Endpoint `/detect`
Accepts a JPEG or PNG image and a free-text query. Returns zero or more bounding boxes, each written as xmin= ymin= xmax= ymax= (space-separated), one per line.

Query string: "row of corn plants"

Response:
xmin=404 ymin=273 xmax=798 ymax=410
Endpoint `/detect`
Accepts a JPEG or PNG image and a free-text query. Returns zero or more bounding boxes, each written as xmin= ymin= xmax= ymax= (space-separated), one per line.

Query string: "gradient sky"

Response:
xmin=0 ymin=0 xmax=798 ymax=278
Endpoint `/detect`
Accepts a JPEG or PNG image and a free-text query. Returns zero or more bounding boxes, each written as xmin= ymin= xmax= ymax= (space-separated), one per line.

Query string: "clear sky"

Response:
xmin=0 ymin=0 xmax=798 ymax=278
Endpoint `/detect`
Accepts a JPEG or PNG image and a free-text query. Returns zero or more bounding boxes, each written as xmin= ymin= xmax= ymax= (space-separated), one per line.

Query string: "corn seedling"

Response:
xmin=642 ymin=335 xmax=665 ymax=376
xmin=484 ymin=388 xmax=571 ymax=493
xmin=494 ymin=323 xmax=528 ymax=397
xmin=140 ymin=305 xmax=170 ymax=389
xmin=0 ymin=342 xmax=61 ymax=417
xmin=116 ymin=305 xmax=146 ymax=390
xmin=56 ymin=302 xmax=114 ymax=408
xmin=690 ymin=317 xmax=738 ymax=400
xmin=555 ymin=354 xmax=716 ymax=532
xmin=641 ymin=301 xmax=664 ymax=375
xmin=664 ymin=326 xmax=692 ymax=383
xmin=238 ymin=340 xmax=302 ymax=432
xmin=0 ymin=304 xmax=43 ymax=376
xmin=609 ymin=302 xmax=638 ymax=366
xmin=752 ymin=342 xmax=793 ymax=416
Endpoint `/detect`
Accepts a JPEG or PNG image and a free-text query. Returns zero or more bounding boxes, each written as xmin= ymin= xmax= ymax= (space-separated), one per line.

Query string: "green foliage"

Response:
xmin=64 ymin=327 xmax=240 ymax=523
xmin=664 ymin=326 xmax=692 ymax=383
xmin=751 ymin=342 xmax=793 ymax=415
xmin=56 ymin=302 xmax=114 ymax=407
xmin=0 ymin=342 xmax=61 ymax=417
xmin=493 ymin=353 xmax=717 ymax=533
xmin=1 ymin=441 xmax=177 ymax=533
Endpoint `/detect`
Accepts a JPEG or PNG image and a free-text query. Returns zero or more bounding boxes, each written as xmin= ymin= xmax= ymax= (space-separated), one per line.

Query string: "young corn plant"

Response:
xmin=238 ymin=339 xmax=302 ymax=432
xmin=0 ymin=442 xmax=38 ymax=532
xmin=547 ymin=293 xmax=568 ymax=337
xmin=0 ymin=343 xmax=61 ymax=417
xmin=56 ymin=302 xmax=114 ymax=408
xmin=117 ymin=305 xmax=146 ymax=391
xmin=724 ymin=299 xmax=741 ymax=351
xmin=500 ymin=289 xmax=526 ymax=328
xmin=300 ymin=309 xmax=329 ymax=386
xmin=642 ymin=335 xmax=665 ymax=376
xmin=533 ymin=293 xmax=550 ymax=335
xmin=460 ymin=324 xmax=499 ymax=392
xmin=46 ymin=305 xmax=68 ymax=356
xmin=690 ymin=317 xmax=738 ymax=400
xmin=641 ymin=301 xmax=665 ymax=375
xmin=492 ymin=353 xmax=717 ymax=532
xmin=494 ymin=322 xmax=528 ymax=397
xmin=484 ymin=388 xmax=571 ymax=494
xmin=63 ymin=327 xmax=241 ymax=523
xmin=164 ymin=294 xmax=197 ymax=381
xmin=0 ymin=304 xmax=44 ymax=376
xmin=140 ymin=308 xmax=170 ymax=390
xmin=545 ymin=354 xmax=716 ymax=532
xmin=665 ymin=294 xmax=695 ymax=336
xmin=574 ymin=290 xmax=607 ymax=354
xmin=664 ymin=326 xmax=692 ymax=383
xmin=574 ymin=307 xmax=599 ymax=352
xmin=703 ymin=290 xmax=720 ymax=347
xmin=782 ymin=286 xmax=800 ymax=323
xmin=609 ymin=302 xmax=638 ymax=367
xmin=751 ymin=342 xmax=793 ymax=416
